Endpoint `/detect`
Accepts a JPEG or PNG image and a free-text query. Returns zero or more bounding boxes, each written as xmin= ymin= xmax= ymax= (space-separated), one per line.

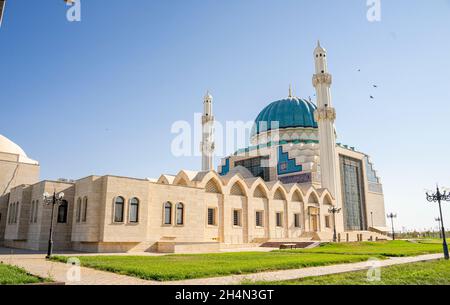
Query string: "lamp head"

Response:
xmin=43 ymin=192 xmax=50 ymax=200
xmin=58 ymin=192 xmax=65 ymax=200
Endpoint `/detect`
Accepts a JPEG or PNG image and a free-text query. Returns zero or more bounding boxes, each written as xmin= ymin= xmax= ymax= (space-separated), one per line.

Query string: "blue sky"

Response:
xmin=1 ymin=0 xmax=450 ymax=230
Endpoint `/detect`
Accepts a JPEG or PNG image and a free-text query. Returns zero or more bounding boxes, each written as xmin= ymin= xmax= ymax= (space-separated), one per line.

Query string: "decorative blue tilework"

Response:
xmin=277 ymin=146 xmax=302 ymax=175
xmin=219 ymin=158 xmax=230 ymax=176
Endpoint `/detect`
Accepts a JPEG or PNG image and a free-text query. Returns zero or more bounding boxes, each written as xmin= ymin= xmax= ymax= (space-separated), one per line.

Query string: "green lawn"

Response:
xmin=0 ymin=263 xmax=45 ymax=285
xmin=250 ymin=259 xmax=450 ymax=285
xmin=275 ymin=240 xmax=443 ymax=257
xmin=50 ymin=240 xmax=444 ymax=282
xmin=51 ymin=252 xmax=372 ymax=281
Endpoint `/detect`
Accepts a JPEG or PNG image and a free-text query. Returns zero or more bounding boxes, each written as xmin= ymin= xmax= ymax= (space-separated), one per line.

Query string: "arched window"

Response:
xmin=164 ymin=202 xmax=172 ymax=225
xmin=57 ymin=200 xmax=68 ymax=223
xmin=114 ymin=196 xmax=125 ymax=223
xmin=76 ymin=198 xmax=82 ymax=222
xmin=82 ymin=197 xmax=88 ymax=222
xmin=129 ymin=198 xmax=139 ymax=223
xmin=176 ymin=203 xmax=184 ymax=225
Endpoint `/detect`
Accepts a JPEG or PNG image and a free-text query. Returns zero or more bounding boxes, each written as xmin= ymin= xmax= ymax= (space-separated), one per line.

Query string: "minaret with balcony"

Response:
xmin=201 ymin=91 xmax=215 ymax=171
xmin=312 ymin=41 xmax=339 ymax=200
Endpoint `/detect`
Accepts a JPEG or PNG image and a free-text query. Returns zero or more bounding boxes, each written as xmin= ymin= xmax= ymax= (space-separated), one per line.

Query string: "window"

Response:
xmin=233 ymin=210 xmax=241 ymax=226
xmin=340 ymin=156 xmax=367 ymax=231
xmin=114 ymin=196 xmax=125 ymax=223
xmin=164 ymin=202 xmax=172 ymax=225
xmin=7 ymin=203 xmax=12 ymax=224
xmin=276 ymin=212 xmax=283 ymax=227
xmin=325 ymin=215 xmax=331 ymax=228
xmin=176 ymin=203 xmax=184 ymax=225
xmin=14 ymin=202 xmax=19 ymax=223
xmin=207 ymin=208 xmax=216 ymax=226
xmin=57 ymin=200 xmax=68 ymax=223
xmin=129 ymin=198 xmax=139 ymax=223
xmin=255 ymin=211 xmax=263 ymax=227
xmin=82 ymin=197 xmax=88 ymax=222
xmin=76 ymin=198 xmax=82 ymax=223
xmin=294 ymin=213 xmax=301 ymax=228
xmin=30 ymin=201 xmax=35 ymax=223
xmin=34 ymin=200 xmax=39 ymax=223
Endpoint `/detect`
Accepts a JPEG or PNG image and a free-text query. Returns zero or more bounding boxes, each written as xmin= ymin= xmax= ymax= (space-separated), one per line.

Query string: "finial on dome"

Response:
xmin=315 ymin=40 xmax=326 ymax=53
xmin=204 ymin=90 xmax=213 ymax=101
xmin=288 ymin=84 xmax=293 ymax=98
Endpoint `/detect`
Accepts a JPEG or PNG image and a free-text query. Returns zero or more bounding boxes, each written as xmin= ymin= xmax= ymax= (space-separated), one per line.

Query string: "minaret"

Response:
xmin=201 ymin=91 xmax=215 ymax=171
xmin=312 ymin=41 xmax=339 ymax=199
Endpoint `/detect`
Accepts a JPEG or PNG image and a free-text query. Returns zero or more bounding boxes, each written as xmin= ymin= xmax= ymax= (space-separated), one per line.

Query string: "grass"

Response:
xmin=249 ymin=259 xmax=450 ymax=285
xmin=0 ymin=263 xmax=46 ymax=285
xmin=275 ymin=240 xmax=443 ymax=257
xmin=50 ymin=240 xmax=445 ymax=282
xmin=51 ymin=252 xmax=372 ymax=281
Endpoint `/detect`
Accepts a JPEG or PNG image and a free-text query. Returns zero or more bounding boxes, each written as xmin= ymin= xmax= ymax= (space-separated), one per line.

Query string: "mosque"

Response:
xmin=0 ymin=42 xmax=388 ymax=253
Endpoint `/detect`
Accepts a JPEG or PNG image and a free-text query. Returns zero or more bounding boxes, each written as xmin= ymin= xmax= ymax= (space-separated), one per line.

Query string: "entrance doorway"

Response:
xmin=311 ymin=215 xmax=319 ymax=232
xmin=308 ymin=207 xmax=320 ymax=232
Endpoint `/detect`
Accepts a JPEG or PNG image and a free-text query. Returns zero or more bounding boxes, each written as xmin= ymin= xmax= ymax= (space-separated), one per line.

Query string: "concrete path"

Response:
xmin=0 ymin=251 xmax=443 ymax=285
xmin=0 ymin=253 xmax=158 ymax=285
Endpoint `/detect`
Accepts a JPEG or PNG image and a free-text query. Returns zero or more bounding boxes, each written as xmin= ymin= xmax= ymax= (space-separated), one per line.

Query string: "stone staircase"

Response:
xmin=128 ymin=241 xmax=157 ymax=253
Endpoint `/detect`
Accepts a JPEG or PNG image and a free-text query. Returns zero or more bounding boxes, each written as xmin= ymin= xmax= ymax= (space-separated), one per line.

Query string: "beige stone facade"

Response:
xmin=1 ymin=168 xmax=386 ymax=253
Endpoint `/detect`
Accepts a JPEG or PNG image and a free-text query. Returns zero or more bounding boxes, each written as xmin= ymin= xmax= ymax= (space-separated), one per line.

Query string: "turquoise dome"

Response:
xmin=251 ymin=97 xmax=318 ymax=136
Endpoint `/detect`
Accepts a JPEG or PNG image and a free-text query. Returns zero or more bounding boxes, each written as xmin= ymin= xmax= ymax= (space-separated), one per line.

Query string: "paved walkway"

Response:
xmin=0 ymin=251 xmax=443 ymax=285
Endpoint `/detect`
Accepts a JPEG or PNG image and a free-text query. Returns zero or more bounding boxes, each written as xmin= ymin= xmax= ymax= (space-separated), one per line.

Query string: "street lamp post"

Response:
xmin=42 ymin=191 xmax=65 ymax=259
xmin=435 ymin=217 xmax=442 ymax=239
xmin=328 ymin=206 xmax=341 ymax=243
xmin=426 ymin=186 xmax=449 ymax=260
xmin=387 ymin=213 xmax=397 ymax=240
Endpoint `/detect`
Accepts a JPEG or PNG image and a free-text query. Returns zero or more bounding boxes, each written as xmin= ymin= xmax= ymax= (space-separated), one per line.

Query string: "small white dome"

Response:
xmin=0 ymin=134 xmax=27 ymax=156
xmin=0 ymin=134 xmax=38 ymax=164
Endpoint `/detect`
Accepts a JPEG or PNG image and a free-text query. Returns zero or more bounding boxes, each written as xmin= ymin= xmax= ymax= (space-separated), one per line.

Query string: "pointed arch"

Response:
xmin=267 ymin=181 xmax=287 ymax=200
xmin=273 ymin=187 xmax=287 ymax=200
xmin=230 ymin=182 xmax=246 ymax=196
xmin=248 ymin=178 xmax=270 ymax=199
xmin=307 ymin=190 xmax=320 ymax=204
xmin=223 ymin=175 xmax=249 ymax=197
xmin=176 ymin=178 xmax=188 ymax=186
xmin=196 ymin=171 xmax=223 ymax=187
xmin=157 ymin=174 xmax=175 ymax=185
xmin=173 ymin=170 xmax=197 ymax=187
xmin=322 ymin=192 xmax=333 ymax=205
xmin=205 ymin=178 xmax=222 ymax=194
xmin=291 ymin=190 xmax=303 ymax=202
xmin=253 ymin=184 xmax=268 ymax=198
